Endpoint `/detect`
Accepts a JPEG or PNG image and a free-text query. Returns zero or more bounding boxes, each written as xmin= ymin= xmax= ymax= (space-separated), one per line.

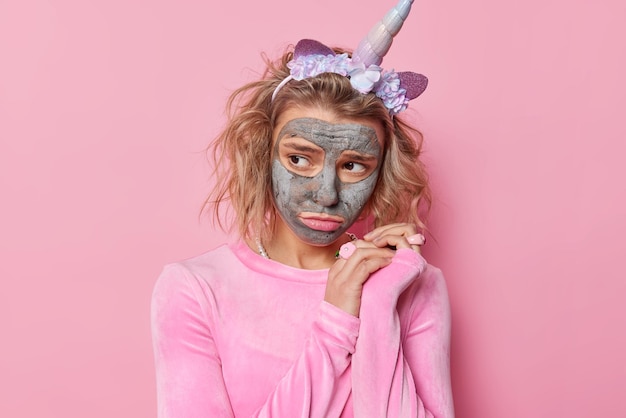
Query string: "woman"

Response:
xmin=151 ymin=1 xmax=454 ymax=416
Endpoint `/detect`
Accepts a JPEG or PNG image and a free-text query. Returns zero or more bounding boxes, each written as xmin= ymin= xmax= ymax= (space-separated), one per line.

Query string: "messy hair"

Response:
xmin=204 ymin=46 xmax=431 ymax=242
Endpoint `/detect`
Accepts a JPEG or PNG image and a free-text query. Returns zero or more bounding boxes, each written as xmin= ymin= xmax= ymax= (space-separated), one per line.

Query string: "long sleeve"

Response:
xmin=252 ymin=301 xmax=357 ymax=417
xmin=151 ymin=265 xmax=234 ymax=417
xmin=351 ymin=249 xmax=454 ymax=418
xmin=151 ymin=263 xmax=360 ymax=418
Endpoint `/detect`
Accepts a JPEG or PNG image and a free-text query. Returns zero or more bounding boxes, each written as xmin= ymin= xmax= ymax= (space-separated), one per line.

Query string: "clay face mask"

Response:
xmin=272 ymin=117 xmax=382 ymax=246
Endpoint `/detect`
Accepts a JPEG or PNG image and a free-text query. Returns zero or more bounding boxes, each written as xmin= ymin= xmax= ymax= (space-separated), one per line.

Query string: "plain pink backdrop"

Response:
xmin=1 ymin=0 xmax=625 ymax=417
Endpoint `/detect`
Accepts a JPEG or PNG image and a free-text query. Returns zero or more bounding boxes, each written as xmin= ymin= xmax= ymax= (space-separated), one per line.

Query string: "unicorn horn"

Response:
xmin=352 ymin=0 xmax=414 ymax=67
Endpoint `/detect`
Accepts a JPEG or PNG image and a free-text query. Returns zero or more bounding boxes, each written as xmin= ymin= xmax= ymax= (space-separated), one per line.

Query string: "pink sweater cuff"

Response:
xmin=315 ymin=301 xmax=361 ymax=354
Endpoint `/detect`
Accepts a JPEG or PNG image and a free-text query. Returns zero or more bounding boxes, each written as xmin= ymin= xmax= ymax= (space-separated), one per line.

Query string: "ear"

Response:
xmin=397 ymin=72 xmax=428 ymax=100
xmin=294 ymin=39 xmax=336 ymax=58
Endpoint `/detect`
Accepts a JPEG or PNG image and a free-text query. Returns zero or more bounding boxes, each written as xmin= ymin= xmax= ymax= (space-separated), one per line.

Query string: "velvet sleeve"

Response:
xmin=151 ymin=264 xmax=360 ymax=418
xmin=252 ymin=300 xmax=358 ymax=417
xmin=351 ymin=249 xmax=454 ymax=417
xmin=151 ymin=265 xmax=235 ymax=417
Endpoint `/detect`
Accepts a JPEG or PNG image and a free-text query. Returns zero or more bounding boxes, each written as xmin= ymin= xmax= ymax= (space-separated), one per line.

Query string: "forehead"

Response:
xmin=276 ymin=117 xmax=380 ymax=155
xmin=273 ymin=106 xmax=385 ymax=147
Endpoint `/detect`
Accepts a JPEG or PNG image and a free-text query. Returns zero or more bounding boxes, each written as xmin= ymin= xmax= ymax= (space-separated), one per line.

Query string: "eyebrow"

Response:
xmin=280 ymin=141 xmax=323 ymax=154
xmin=341 ymin=151 xmax=378 ymax=162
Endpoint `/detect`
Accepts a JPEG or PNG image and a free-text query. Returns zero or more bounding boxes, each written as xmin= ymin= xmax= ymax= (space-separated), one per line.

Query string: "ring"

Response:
xmin=338 ymin=242 xmax=357 ymax=260
xmin=407 ymin=233 xmax=426 ymax=246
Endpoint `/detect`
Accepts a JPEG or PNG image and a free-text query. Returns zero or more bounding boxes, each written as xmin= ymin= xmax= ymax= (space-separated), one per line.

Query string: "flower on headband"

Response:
xmin=374 ymin=71 xmax=410 ymax=115
xmin=348 ymin=63 xmax=383 ymax=94
xmin=272 ymin=39 xmax=428 ymax=114
xmin=288 ymin=53 xmax=350 ymax=80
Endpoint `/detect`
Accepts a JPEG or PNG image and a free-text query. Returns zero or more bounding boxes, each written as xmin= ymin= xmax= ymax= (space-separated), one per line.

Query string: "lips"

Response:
xmin=298 ymin=213 xmax=344 ymax=232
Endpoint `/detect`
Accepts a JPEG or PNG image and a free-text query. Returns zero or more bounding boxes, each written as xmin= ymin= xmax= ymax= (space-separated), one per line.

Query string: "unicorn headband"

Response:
xmin=271 ymin=0 xmax=427 ymax=115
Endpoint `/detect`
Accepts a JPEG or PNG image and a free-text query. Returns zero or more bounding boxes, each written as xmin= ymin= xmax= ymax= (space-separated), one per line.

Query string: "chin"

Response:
xmin=297 ymin=228 xmax=346 ymax=247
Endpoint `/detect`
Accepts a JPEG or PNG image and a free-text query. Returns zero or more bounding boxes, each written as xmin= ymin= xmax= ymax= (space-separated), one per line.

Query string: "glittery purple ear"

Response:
xmin=398 ymin=72 xmax=428 ymax=99
xmin=294 ymin=39 xmax=335 ymax=58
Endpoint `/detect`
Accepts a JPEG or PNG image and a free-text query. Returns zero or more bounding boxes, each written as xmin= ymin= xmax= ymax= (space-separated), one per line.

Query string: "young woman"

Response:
xmin=151 ymin=1 xmax=454 ymax=416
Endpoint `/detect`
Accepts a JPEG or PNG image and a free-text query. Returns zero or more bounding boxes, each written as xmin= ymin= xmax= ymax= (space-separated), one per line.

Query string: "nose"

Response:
xmin=314 ymin=167 xmax=339 ymax=207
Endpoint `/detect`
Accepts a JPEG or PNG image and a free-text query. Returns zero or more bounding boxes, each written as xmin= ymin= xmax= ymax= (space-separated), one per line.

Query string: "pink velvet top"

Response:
xmin=151 ymin=240 xmax=454 ymax=417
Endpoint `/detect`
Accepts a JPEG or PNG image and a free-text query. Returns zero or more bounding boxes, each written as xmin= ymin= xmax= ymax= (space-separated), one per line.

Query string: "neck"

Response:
xmin=254 ymin=225 xmax=353 ymax=270
xmin=271 ymin=242 xmax=337 ymax=269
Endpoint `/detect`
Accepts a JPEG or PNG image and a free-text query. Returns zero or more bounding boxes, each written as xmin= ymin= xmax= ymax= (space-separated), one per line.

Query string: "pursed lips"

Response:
xmin=298 ymin=212 xmax=345 ymax=232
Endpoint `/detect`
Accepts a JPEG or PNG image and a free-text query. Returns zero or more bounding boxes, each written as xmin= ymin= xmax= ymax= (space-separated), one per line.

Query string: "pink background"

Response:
xmin=1 ymin=0 xmax=625 ymax=417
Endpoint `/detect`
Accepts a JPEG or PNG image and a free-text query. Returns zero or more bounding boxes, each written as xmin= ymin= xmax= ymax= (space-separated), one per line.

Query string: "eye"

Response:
xmin=343 ymin=161 xmax=367 ymax=173
xmin=289 ymin=155 xmax=310 ymax=168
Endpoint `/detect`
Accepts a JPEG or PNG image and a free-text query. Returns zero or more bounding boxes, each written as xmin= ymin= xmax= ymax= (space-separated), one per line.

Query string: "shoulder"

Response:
xmin=151 ymin=244 xmax=240 ymax=330
xmin=418 ymin=263 xmax=449 ymax=300
xmin=398 ymin=258 xmax=451 ymax=330
xmin=391 ymin=249 xmax=449 ymax=299
xmin=152 ymin=243 xmax=238 ymax=308
xmin=155 ymin=243 xmax=236 ymax=287
xmin=410 ymin=262 xmax=450 ymax=310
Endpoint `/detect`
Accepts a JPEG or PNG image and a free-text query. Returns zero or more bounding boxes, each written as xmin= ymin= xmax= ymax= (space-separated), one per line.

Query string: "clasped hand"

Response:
xmin=324 ymin=223 xmax=424 ymax=317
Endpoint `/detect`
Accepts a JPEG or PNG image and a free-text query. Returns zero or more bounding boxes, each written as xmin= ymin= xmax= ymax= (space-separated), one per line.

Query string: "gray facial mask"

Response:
xmin=271 ymin=117 xmax=382 ymax=245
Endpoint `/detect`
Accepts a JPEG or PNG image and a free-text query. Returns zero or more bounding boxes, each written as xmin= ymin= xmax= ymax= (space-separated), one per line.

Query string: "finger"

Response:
xmin=370 ymin=232 xmax=424 ymax=254
xmin=339 ymin=246 xmax=395 ymax=272
xmin=345 ymin=250 xmax=395 ymax=279
xmin=326 ymin=251 xmax=394 ymax=317
xmin=374 ymin=234 xmax=409 ymax=248
xmin=359 ymin=255 xmax=395 ymax=275
xmin=333 ymin=244 xmax=394 ymax=263
xmin=350 ymin=239 xmax=378 ymax=250
xmin=330 ymin=247 xmax=394 ymax=286
xmin=363 ymin=223 xmax=417 ymax=241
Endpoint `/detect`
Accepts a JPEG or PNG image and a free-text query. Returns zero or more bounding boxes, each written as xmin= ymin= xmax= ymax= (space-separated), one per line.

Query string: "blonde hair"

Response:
xmin=205 ymin=46 xmax=431 ymax=242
